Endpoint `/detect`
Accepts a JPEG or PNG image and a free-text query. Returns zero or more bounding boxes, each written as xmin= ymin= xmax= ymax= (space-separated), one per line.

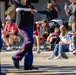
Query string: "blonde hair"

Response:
xmin=60 ymin=25 xmax=68 ymax=36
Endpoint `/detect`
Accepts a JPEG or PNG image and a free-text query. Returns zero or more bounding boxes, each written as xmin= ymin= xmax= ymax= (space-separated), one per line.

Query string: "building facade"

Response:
xmin=0 ymin=0 xmax=8 ymax=23
xmin=0 ymin=2 xmax=5 ymax=23
xmin=0 ymin=0 xmax=70 ymax=23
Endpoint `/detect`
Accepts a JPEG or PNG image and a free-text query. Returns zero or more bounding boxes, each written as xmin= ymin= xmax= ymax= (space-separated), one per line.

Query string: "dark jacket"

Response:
xmin=0 ymin=20 xmax=2 ymax=28
xmin=13 ymin=0 xmax=38 ymax=27
xmin=38 ymin=8 xmax=58 ymax=22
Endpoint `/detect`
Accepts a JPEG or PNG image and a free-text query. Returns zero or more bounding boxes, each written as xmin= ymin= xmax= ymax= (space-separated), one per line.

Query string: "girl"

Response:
xmin=48 ymin=25 xmax=72 ymax=59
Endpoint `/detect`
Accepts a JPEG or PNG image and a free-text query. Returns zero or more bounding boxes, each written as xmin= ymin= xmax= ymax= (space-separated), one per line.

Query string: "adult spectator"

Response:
xmin=5 ymin=0 xmax=16 ymax=22
xmin=34 ymin=3 xmax=58 ymax=22
xmin=64 ymin=0 xmax=76 ymax=32
xmin=69 ymin=31 xmax=76 ymax=54
xmin=71 ymin=34 xmax=76 ymax=54
xmin=49 ymin=0 xmax=61 ymax=15
xmin=2 ymin=16 xmax=19 ymax=51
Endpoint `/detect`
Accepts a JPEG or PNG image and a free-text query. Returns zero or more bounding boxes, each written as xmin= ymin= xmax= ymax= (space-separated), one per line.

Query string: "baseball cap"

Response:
xmin=4 ymin=16 xmax=11 ymax=21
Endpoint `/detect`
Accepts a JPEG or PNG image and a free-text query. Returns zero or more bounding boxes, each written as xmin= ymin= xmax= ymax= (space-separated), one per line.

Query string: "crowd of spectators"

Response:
xmin=1 ymin=0 xmax=76 ymax=59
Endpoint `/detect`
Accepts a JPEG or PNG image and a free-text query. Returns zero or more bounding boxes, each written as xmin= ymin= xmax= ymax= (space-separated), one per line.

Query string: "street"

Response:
xmin=1 ymin=50 xmax=76 ymax=75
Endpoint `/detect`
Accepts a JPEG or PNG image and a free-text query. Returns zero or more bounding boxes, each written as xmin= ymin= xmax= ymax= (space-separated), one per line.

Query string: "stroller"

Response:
xmin=49 ymin=20 xmax=60 ymax=33
xmin=47 ymin=20 xmax=60 ymax=50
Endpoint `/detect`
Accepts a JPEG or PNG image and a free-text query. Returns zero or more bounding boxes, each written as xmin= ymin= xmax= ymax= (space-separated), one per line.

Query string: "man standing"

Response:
xmin=12 ymin=0 xmax=38 ymax=70
xmin=64 ymin=0 xmax=76 ymax=32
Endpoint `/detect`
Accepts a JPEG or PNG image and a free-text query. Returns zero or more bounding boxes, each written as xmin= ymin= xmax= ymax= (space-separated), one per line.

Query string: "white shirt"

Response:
xmin=59 ymin=32 xmax=71 ymax=43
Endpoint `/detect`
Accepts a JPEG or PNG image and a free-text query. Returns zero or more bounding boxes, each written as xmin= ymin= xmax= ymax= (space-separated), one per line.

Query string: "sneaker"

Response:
xmin=72 ymin=50 xmax=76 ymax=54
xmin=37 ymin=51 xmax=40 ymax=53
xmin=53 ymin=56 xmax=62 ymax=59
xmin=48 ymin=56 xmax=53 ymax=59
xmin=37 ymin=47 xmax=40 ymax=53
xmin=32 ymin=47 xmax=36 ymax=51
xmin=6 ymin=46 xmax=13 ymax=51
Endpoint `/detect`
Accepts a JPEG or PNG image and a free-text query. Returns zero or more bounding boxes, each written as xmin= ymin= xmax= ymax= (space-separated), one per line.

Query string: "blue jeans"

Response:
xmin=53 ymin=44 xmax=69 ymax=55
xmin=13 ymin=26 xmax=34 ymax=67
xmin=0 ymin=37 xmax=2 ymax=50
xmin=72 ymin=36 xmax=76 ymax=50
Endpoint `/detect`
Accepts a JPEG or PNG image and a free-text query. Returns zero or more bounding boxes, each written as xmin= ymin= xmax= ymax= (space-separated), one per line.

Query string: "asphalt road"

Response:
xmin=1 ymin=51 xmax=76 ymax=75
